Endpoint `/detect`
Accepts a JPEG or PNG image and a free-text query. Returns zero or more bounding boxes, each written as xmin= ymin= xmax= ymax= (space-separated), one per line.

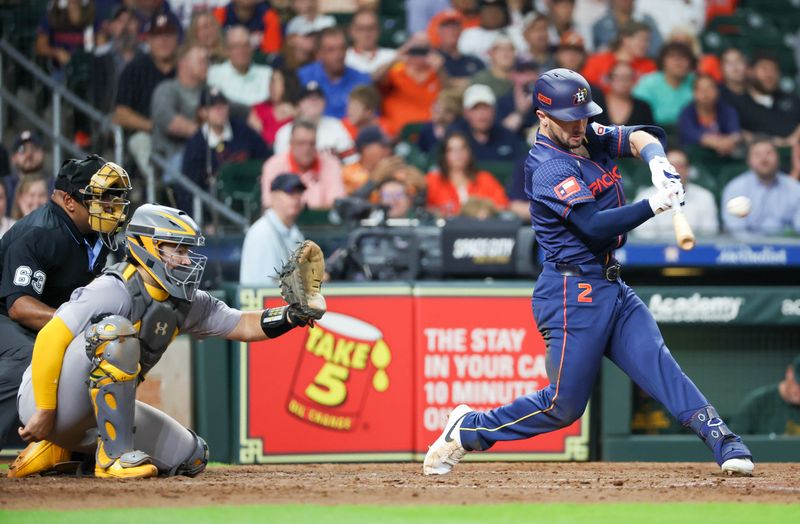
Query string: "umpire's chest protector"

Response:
xmin=105 ymin=262 xmax=192 ymax=376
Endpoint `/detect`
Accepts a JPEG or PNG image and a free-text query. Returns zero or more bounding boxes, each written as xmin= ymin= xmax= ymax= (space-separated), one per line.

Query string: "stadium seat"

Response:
xmin=216 ymin=160 xmax=264 ymax=223
xmin=296 ymin=209 xmax=332 ymax=226
xmin=476 ymin=161 xmax=515 ymax=188
xmin=398 ymin=122 xmax=427 ymax=145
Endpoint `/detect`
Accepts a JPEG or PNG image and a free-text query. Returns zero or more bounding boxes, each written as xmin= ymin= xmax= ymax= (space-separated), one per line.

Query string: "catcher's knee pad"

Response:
xmin=169 ymin=429 xmax=209 ymax=477
xmin=85 ymin=315 xmax=147 ymax=469
xmin=685 ymin=406 xmax=752 ymax=465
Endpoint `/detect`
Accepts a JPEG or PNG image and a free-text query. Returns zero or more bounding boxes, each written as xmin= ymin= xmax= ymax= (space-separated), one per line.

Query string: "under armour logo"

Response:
xmin=573 ymin=88 xmax=588 ymax=105
xmin=154 ymin=322 xmax=168 ymax=336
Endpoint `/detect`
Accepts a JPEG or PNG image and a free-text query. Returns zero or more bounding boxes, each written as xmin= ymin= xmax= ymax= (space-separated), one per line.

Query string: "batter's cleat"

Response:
xmin=7 ymin=440 xmax=71 ymax=478
xmin=95 ymin=454 xmax=158 ymax=480
xmin=423 ymin=404 xmax=473 ymax=475
xmin=721 ymin=457 xmax=754 ymax=476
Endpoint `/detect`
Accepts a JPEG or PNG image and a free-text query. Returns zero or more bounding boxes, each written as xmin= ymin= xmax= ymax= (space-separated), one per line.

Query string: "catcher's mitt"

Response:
xmin=279 ymin=240 xmax=327 ymax=325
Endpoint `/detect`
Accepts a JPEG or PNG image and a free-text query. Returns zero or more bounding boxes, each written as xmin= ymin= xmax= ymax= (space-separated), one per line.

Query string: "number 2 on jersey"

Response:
xmin=577 ymin=283 xmax=593 ymax=303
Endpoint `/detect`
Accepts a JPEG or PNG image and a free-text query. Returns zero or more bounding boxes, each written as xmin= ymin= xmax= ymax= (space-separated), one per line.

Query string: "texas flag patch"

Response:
xmin=554 ymin=177 xmax=581 ymax=200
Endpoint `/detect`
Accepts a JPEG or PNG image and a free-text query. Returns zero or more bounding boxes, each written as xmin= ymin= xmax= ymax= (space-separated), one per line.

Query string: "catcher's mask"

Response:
xmin=125 ymin=204 xmax=207 ymax=302
xmin=84 ymin=314 xmax=139 ymax=361
xmin=84 ymin=162 xmax=131 ymax=250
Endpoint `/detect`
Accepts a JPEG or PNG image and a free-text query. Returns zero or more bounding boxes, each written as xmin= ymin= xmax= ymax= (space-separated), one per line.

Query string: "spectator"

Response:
xmin=179 ymin=87 xmax=270 ymax=212
xmin=248 ymin=69 xmax=298 ymax=146
xmin=342 ymin=85 xmax=387 ymax=140
xmin=213 ymin=0 xmax=282 ymax=54
xmin=734 ymin=355 xmax=800 ymax=436
xmin=0 ymin=184 xmax=15 ymax=237
xmin=722 ymin=139 xmax=800 ymax=238
xmin=428 ymin=3 xmax=481 ymax=49
xmin=666 ymin=27 xmax=721 ymax=82
xmin=342 ymin=126 xmax=394 ymax=194
xmin=91 ymin=6 xmax=141 ymax=113
xmin=408 ymin=0 xmax=452 ymax=35
xmin=497 ymin=58 xmax=539 ymax=140
xmin=151 ymin=45 xmax=210 ymax=173
xmin=272 ymin=16 xmax=318 ymax=73
xmin=592 ymin=0 xmax=662 ymax=58
xmin=469 ymin=34 xmax=516 ymax=99
xmin=35 ymin=0 xmax=96 ymax=76
xmin=170 ymin=0 xmax=228 ymax=30
xmin=346 ymin=8 xmax=397 ymax=75
xmin=634 ymin=0 xmax=705 ymax=42
xmin=554 ymin=31 xmax=588 ymax=72
xmin=273 ymin=82 xmax=355 ymax=161
xmin=261 ymin=120 xmax=345 ymax=210
xmin=633 ymin=150 xmax=719 ymax=239
xmin=460 ymin=196 xmax=499 ymax=219
xmin=5 ymin=131 xmax=45 ymax=214
xmin=426 ymin=132 xmax=509 ymax=217
xmin=718 ymin=47 xmax=748 ymax=104
xmin=113 ymin=14 xmax=178 ymax=188
xmin=184 ymin=8 xmax=227 ymax=64
xmin=519 ymin=12 xmax=556 ymax=71
xmin=240 ymin=173 xmax=306 ymax=285
xmin=581 ymin=21 xmax=656 ymax=94
xmin=546 ymin=0 xmax=578 ymax=47
xmin=298 ymin=27 xmax=372 ymax=119
xmin=418 ymin=89 xmax=463 ymax=155
xmin=632 ymin=41 xmax=696 ymax=127
xmin=375 ymin=33 xmax=444 ymax=137
xmin=435 ymin=11 xmax=485 ymax=90
xmin=131 ymin=0 xmax=182 ymax=36
xmin=285 ymin=0 xmax=335 ymax=37
xmin=458 ymin=0 xmax=515 ymax=64
xmin=448 ymin=84 xmax=525 ymax=163
xmin=728 ymin=55 xmax=800 ymax=148
xmin=208 ymin=26 xmax=273 ymax=115
xmin=11 ymin=175 xmax=49 ymax=221
xmin=592 ymin=61 xmax=654 ymax=126
xmin=678 ymin=74 xmax=741 ymax=157
xmin=378 ymin=177 xmax=418 ymax=219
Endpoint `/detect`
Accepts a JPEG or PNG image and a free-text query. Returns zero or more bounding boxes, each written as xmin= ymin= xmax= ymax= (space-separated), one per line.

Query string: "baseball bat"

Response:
xmin=671 ymin=195 xmax=695 ymax=250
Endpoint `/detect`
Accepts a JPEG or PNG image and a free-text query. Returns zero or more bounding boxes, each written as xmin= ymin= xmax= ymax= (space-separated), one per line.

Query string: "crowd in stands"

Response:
xmin=3 ymin=0 xmax=800 ymax=277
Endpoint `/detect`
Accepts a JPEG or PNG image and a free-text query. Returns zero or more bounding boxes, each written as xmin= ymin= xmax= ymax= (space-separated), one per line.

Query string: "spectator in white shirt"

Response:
xmin=346 ymin=8 xmax=397 ymax=75
xmin=633 ymin=149 xmax=719 ymax=239
xmin=285 ymin=0 xmax=336 ymax=37
xmin=240 ymin=173 xmax=306 ymax=285
xmin=458 ymin=0 xmax=515 ymax=64
xmin=272 ymin=81 xmax=356 ymax=162
xmin=207 ymin=25 xmax=272 ymax=117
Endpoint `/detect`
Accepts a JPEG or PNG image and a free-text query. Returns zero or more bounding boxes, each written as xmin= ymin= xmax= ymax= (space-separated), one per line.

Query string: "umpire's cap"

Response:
xmin=55 ymin=154 xmax=107 ymax=196
xmin=532 ymin=68 xmax=602 ymax=121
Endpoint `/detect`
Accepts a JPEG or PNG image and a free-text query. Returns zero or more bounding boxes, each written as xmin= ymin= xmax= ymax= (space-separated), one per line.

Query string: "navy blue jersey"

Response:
xmin=524 ymin=123 xmax=666 ymax=264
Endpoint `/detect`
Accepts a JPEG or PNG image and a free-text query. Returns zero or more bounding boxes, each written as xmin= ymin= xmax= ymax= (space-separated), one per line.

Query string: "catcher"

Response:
xmin=11 ymin=204 xmax=325 ymax=479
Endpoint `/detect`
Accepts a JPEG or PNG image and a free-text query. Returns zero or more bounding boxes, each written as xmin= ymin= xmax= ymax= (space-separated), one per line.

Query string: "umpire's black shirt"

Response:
xmin=0 ymin=201 xmax=108 ymax=320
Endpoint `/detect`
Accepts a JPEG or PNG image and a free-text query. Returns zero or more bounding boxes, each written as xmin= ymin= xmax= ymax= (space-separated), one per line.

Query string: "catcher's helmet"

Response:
xmin=532 ymin=68 xmax=602 ymax=121
xmin=56 ymin=156 xmax=132 ymax=250
xmin=125 ymin=204 xmax=206 ymax=302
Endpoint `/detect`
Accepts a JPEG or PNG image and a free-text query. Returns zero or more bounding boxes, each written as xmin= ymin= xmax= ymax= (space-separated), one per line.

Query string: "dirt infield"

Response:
xmin=1 ymin=463 xmax=799 ymax=510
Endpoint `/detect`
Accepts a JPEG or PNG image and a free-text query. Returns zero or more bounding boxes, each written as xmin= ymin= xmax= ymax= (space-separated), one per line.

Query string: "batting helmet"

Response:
xmin=125 ymin=204 xmax=206 ymax=302
xmin=532 ymin=68 xmax=602 ymax=121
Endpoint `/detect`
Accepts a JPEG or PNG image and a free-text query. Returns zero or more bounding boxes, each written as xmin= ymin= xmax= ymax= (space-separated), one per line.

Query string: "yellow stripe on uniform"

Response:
xmin=31 ymin=316 xmax=75 ymax=410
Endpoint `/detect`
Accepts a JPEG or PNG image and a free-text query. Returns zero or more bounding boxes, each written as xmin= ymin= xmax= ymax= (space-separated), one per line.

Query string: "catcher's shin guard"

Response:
xmin=7 ymin=440 xmax=71 ymax=478
xmin=86 ymin=316 xmax=157 ymax=479
xmin=685 ymin=406 xmax=753 ymax=468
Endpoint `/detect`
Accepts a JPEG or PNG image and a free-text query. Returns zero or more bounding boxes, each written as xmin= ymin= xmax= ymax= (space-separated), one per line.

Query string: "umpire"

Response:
xmin=0 ymin=155 xmax=131 ymax=449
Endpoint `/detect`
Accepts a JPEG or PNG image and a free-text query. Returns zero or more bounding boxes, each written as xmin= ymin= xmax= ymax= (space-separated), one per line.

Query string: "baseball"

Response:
xmin=726 ymin=196 xmax=752 ymax=217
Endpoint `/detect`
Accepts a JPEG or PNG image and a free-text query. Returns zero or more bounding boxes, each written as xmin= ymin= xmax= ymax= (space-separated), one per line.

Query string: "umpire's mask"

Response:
xmin=125 ymin=204 xmax=207 ymax=302
xmin=83 ymin=162 xmax=132 ymax=250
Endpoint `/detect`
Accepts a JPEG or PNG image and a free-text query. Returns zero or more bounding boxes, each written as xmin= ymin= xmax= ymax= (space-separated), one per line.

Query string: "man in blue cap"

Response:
xmin=424 ymin=68 xmax=754 ymax=476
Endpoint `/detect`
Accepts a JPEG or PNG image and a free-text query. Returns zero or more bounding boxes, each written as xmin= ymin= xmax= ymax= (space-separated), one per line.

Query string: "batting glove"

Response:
xmin=649 ymin=156 xmax=681 ymax=189
xmin=648 ymin=184 xmax=682 ymax=215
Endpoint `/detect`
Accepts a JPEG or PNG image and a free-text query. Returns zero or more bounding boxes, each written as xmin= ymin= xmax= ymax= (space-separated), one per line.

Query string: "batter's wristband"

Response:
xmin=260 ymin=306 xmax=294 ymax=338
xmin=640 ymin=142 xmax=666 ymax=164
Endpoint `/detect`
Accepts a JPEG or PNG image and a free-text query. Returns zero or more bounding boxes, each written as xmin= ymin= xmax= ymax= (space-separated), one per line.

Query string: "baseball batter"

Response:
xmin=424 ymin=69 xmax=754 ymax=476
xmin=10 ymin=204 xmax=324 ymax=479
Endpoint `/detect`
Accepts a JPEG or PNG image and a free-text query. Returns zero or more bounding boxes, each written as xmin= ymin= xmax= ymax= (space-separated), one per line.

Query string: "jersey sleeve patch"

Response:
xmin=554 ymin=176 xmax=582 ymax=200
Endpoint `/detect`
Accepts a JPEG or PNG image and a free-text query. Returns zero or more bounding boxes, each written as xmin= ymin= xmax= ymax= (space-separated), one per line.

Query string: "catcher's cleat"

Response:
xmin=7 ymin=440 xmax=71 ymax=478
xmin=721 ymin=457 xmax=754 ymax=476
xmin=95 ymin=457 xmax=158 ymax=479
xmin=423 ymin=404 xmax=473 ymax=475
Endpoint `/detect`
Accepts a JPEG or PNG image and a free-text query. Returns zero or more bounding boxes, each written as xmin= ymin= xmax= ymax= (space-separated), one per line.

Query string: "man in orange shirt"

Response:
xmin=582 ymin=21 xmax=656 ymax=94
xmin=375 ymin=34 xmax=445 ymax=137
xmin=214 ymin=0 xmax=282 ymax=54
xmin=261 ymin=120 xmax=344 ymax=210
